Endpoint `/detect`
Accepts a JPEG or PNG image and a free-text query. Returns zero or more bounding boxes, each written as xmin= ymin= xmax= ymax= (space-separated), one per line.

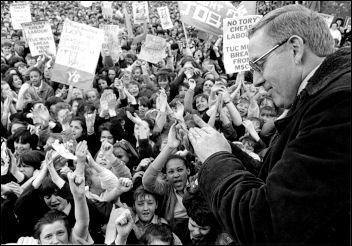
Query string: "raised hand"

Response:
xmin=100 ymin=140 xmax=114 ymax=158
xmin=30 ymin=103 xmax=50 ymax=124
xmin=84 ymin=110 xmax=96 ymax=133
xmin=188 ymin=115 xmax=231 ymax=163
xmin=75 ymin=141 xmax=88 ymax=164
xmin=16 ymin=236 xmax=39 ymax=245
xmin=188 ymin=79 xmax=196 ymax=90
xmin=117 ymin=177 xmax=133 ymax=193
xmin=67 ymin=171 xmax=85 ymax=197
xmin=167 ymin=122 xmax=181 ymax=149
xmin=115 ymin=208 xmax=134 ymax=239
xmin=126 ymin=111 xmax=143 ymax=125
xmin=174 ymin=101 xmax=185 ymax=121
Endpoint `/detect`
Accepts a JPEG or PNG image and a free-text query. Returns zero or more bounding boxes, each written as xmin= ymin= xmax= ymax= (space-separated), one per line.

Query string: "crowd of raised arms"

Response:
xmin=1 ymin=1 xmax=351 ymax=245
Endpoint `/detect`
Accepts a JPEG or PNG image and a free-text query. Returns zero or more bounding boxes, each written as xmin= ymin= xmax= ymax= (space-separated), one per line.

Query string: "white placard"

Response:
xmin=10 ymin=3 xmax=32 ymax=30
xmin=138 ymin=34 xmax=167 ymax=64
xmin=223 ymin=15 xmax=262 ymax=74
xmin=101 ymin=24 xmax=121 ymax=63
xmin=157 ymin=6 xmax=173 ymax=30
xmin=132 ymin=2 xmax=149 ymax=25
xmin=21 ymin=21 xmax=56 ymax=56
xmin=102 ymin=1 xmax=113 ymax=18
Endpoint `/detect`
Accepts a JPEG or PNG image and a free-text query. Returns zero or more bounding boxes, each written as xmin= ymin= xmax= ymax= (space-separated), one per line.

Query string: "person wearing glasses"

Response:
xmin=187 ymin=4 xmax=350 ymax=245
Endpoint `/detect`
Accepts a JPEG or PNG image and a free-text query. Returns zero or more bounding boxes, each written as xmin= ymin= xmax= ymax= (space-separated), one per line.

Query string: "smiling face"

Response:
xmin=135 ymin=194 xmax=157 ymax=224
xmin=12 ymin=74 xmax=22 ymax=89
xmin=30 ymin=70 xmax=42 ymax=87
xmin=128 ymin=83 xmax=140 ymax=97
xmin=202 ymin=80 xmax=214 ymax=94
xmin=195 ymin=96 xmax=208 ymax=112
xmin=236 ymin=100 xmax=249 ymax=117
xmin=70 ymin=120 xmax=83 ymax=139
xmin=95 ymin=149 xmax=111 ymax=169
xmin=248 ymin=29 xmax=302 ymax=109
xmin=44 ymin=194 xmax=68 ymax=212
xmin=166 ymin=158 xmax=189 ymax=192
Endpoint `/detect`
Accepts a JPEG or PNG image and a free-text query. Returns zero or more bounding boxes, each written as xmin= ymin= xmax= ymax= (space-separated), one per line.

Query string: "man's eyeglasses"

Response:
xmin=249 ymin=38 xmax=289 ymax=74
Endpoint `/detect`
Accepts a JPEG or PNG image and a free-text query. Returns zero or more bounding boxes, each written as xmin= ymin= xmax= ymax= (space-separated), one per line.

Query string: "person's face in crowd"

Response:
xmin=44 ymin=136 xmax=57 ymax=152
xmin=108 ymin=69 xmax=116 ymax=81
xmin=135 ymin=193 xmax=158 ymax=224
xmin=125 ymin=57 xmax=134 ymax=65
xmin=12 ymin=35 xmax=19 ymax=42
xmin=138 ymin=102 xmax=149 ymax=117
xmin=251 ymin=119 xmax=261 ymax=133
xmin=18 ymin=162 xmax=35 ymax=179
xmin=27 ymin=57 xmax=37 ymax=66
xmin=133 ymin=67 xmax=142 ymax=78
xmin=158 ymin=77 xmax=169 ymax=89
xmin=70 ymin=120 xmax=83 ymax=139
xmin=44 ymin=193 xmax=68 ymax=212
xmin=178 ymin=85 xmax=188 ymax=97
xmin=98 ymin=79 xmax=108 ymax=90
xmin=249 ymin=30 xmax=303 ymax=109
xmin=113 ymin=147 xmax=131 ymax=165
xmin=203 ymin=80 xmax=214 ymax=94
xmin=100 ymin=130 xmax=114 ymax=145
xmin=71 ymin=100 xmax=79 ymax=115
xmin=130 ymin=42 xmax=137 ymax=51
xmin=195 ymin=96 xmax=208 ymax=112
xmin=30 ymin=70 xmax=42 ymax=87
xmin=72 ymin=88 xmax=83 ymax=99
xmin=14 ymin=141 xmax=31 ymax=155
xmin=2 ymin=45 xmax=11 ymax=56
xmin=86 ymin=91 xmax=98 ymax=102
xmin=95 ymin=149 xmax=111 ymax=169
xmin=237 ymin=100 xmax=249 ymax=117
xmin=39 ymin=220 xmax=69 ymax=245
xmin=188 ymin=218 xmax=211 ymax=242
xmin=73 ymin=16 xmax=79 ymax=22
xmin=260 ymin=109 xmax=276 ymax=123
xmin=183 ymin=61 xmax=195 ymax=78
xmin=166 ymin=158 xmax=190 ymax=192
xmin=194 ymin=50 xmax=203 ymax=61
xmin=44 ymin=66 xmax=52 ymax=79
xmin=18 ymin=65 xmax=27 ymax=75
xmin=128 ymin=83 xmax=139 ymax=97
xmin=171 ymin=48 xmax=178 ymax=57
xmin=11 ymin=122 xmax=26 ymax=135
xmin=121 ymin=72 xmax=132 ymax=86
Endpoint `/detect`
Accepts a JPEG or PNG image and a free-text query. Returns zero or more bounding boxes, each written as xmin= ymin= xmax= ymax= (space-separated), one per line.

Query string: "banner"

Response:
xmin=157 ymin=6 xmax=173 ymax=30
xmin=132 ymin=2 xmax=149 ymax=25
xmin=9 ymin=3 xmax=32 ymax=30
xmin=80 ymin=1 xmax=92 ymax=8
xmin=138 ymin=34 xmax=167 ymax=64
xmin=51 ymin=19 xmax=104 ymax=90
xmin=223 ymin=15 xmax=262 ymax=74
xmin=21 ymin=21 xmax=56 ymax=57
xmin=178 ymin=1 xmax=252 ymax=36
xmin=102 ymin=1 xmax=113 ymax=18
xmin=319 ymin=13 xmax=335 ymax=27
xmin=100 ymin=24 xmax=121 ymax=64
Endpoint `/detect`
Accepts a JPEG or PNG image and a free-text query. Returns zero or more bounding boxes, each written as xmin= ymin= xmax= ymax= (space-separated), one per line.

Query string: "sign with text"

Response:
xmin=132 ymin=2 xmax=149 ymax=25
xmin=102 ymin=1 xmax=113 ymax=18
xmin=178 ymin=1 xmax=251 ymax=36
xmin=319 ymin=13 xmax=335 ymax=27
xmin=223 ymin=15 xmax=262 ymax=74
xmin=101 ymin=24 xmax=121 ymax=64
xmin=51 ymin=19 xmax=104 ymax=90
xmin=21 ymin=21 xmax=56 ymax=56
xmin=138 ymin=34 xmax=167 ymax=64
xmin=10 ymin=3 xmax=32 ymax=30
xmin=157 ymin=6 xmax=173 ymax=30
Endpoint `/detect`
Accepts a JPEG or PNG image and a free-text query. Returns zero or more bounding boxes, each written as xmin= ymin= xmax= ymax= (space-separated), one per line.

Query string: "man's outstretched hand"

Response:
xmin=188 ymin=115 xmax=231 ymax=163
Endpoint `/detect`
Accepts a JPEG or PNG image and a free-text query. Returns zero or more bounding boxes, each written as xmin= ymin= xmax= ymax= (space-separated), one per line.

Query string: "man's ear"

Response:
xmin=288 ymin=35 xmax=305 ymax=65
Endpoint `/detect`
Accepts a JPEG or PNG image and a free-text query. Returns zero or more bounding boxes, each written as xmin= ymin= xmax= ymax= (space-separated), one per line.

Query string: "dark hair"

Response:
xmin=19 ymin=150 xmax=45 ymax=170
xmin=6 ymin=72 xmax=23 ymax=91
xmin=13 ymin=128 xmax=38 ymax=150
xmin=133 ymin=185 xmax=157 ymax=205
xmin=193 ymin=93 xmax=209 ymax=110
xmin=29 ymin=67 xmax=42 ymax=76
xmin=165 ymin=155 xmax=189 ymax=172
xmin=45 ymin=96 xmax=64 ymax=111
xmin=139 ymin=224 xmax=174 ymax=245
xmin=182 ymin=188 xmax=217 ymax=227
xmin=33 ymin=210 xmax=71 ymax=240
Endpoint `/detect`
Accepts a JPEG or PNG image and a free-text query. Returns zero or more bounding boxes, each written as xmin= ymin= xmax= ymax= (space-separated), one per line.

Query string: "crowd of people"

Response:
xmin=1 ymin=1 xmax=350 ymax=245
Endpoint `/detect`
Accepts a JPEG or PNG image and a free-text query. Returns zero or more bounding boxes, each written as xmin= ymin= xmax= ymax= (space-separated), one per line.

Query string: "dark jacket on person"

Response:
xmin=197 ymin=47 xmax=351 ymax=244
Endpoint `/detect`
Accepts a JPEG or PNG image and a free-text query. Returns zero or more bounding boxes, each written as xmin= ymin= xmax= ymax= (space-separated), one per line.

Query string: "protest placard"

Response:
xmin=223 ymin=15 xmax=262 ymax=74
xmin=319 ymin=13 xmax=335 ymax=27
xmin=157 ymin=6 xmax=173 ymax=30
xmin=21 ymin=21 xmax=56 ymax=57
xmin=138 ymin=34 xmax=167 ymax=64
xmin=9 ymin=2 xmax=32 ymax=30
xmin=80 ymin=1 xmax=92 ymax=8
xmin=102 ymin=1 xmax=113 ymax=18
xmin=132 ymin=2 xmax=149 ymax=25
xmin=100 ymin=24 xmax=121 ymax=64
xmin=51 ymin=19 xmax=104 ymax=90
xmin=178 ymin=1 xmax=253 ymax=36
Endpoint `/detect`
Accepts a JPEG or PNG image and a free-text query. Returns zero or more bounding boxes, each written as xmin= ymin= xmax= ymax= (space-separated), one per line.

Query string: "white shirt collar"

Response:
xmin=297 ymin=61 xmax=323 ymax=95
xmin=62 ymin=202 xmax=72 ymax=216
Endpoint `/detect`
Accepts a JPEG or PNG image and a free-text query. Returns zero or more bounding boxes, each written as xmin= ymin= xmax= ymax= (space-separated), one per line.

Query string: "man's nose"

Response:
xmin=252 ymin=71 xmax=265 ymax=87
